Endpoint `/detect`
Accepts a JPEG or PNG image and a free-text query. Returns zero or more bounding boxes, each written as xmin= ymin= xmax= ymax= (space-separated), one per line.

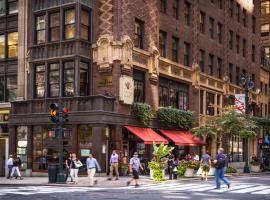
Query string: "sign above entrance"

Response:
xmin=119 ymin=75 xmax=134 ymax=105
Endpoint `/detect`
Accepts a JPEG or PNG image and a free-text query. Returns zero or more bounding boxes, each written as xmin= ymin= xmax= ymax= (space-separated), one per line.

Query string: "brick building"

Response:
xmin=2 ymin=0 xmax=264 ymax=176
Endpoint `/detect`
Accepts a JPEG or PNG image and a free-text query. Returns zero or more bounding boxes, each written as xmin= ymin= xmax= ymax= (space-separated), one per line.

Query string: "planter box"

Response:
xmin=150 ymin=169 xmax=165 ymax=180
xmin=184 ymin=168 xmax=195 ymax=177
xmin=250 ymin=165 xmax=260 ymax=172
xmin=208 ymin=167 xmax=216 ymax=176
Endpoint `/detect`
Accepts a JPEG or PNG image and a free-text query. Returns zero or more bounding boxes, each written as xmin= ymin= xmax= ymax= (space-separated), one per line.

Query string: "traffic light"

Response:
xmin=49 ymin=103 xmax=59 ymax=124
xmin=62 ymin=107 xmax=69 ymax=123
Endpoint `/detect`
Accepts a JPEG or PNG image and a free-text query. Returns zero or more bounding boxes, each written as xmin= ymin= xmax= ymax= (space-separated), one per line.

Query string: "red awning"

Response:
xmin=125 ymin=126 xmax=168 ymax=144
xmin=159 ymin=129 xmax=206 ymax=146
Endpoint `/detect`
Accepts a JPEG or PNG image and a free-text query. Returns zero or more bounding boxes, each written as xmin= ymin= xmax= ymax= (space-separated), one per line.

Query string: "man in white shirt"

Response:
xmin=6 ymin=155 xmax=13 ymax=179
xmin=108 ymin=150 xmax=119 ymax=180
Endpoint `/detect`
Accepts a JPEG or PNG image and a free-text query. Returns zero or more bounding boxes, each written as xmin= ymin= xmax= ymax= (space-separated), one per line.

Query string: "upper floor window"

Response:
xmin=64 ymin=9 xmax=75 ymax=39
xmin=229 ymin=30 xmax=233 ymax=50
xmin=48 ymin=63 xmax=60 ymax=97
xmin=228 ymin=63 xmax=233 ymax=82
xmin=261 ymin=1 xmax=270 ymax=14
xmin=63 ymin=61 xmax=75 ymax=96
xmin=229 ymin=0 xmax=234 ymax=18
xmin=172 ymin=37 xmax=179 ymax=62
xmin=0 ymin=35 xmax=5 ymax=59
xmin=184 ymin=1 xmax=190 ymax=26
xmin=242 ymin=38 xmax=246 ymax=57
xmin=236 ymin=3 xmax=240 ymax=22
xmin=206 ymin=92 xmax=215 ymax=116
xmin=134 ymin=19 xmax=144 ymax=49
xmin=160 ymin=0 xmax=166 ymax=13
xmin=8 ymin=32 xmax=18 ymax=58
xmin=173 ymin=0 xmax=179 ymax=19
xmin=34 ymin=65 xmax=45 ymax=98
xmin=217 ymin=22 xmax=223 ymax=43
xmin=80 ymin=62 xmax=89 ymax=96
xmin=199 ymin=49 xmax=205 ymax=72
xmin=208 ymin=54 xmax=214 ymax=76
xmin=133 ymin=69 xmax=145 ymax=103
xmin=243 ymin=9 xmax=247 ymax=27
xmin=36 ymin=15 xmax=46 ymax=44
xmin=199 ymin=11 xmax=205 ymax=34
xmin=236 ymin=35 xmax=240 ymax=54
xmin=235 ymin=66 xmax=240 ymax=85
xmin=184 ymin=42 xmax=190 ymax=67
xmin=261 ymin=24 xmax=270 ymax=37
xmin=252 ymin=45 xmax=255 ymax=62
xmin=6 ymin=75 xmax=17 ymax=101
xmin=159 ymin=30 xmax=166 ymax=57
xmin=218 ymin=0 xmax=223 ymax=9
xmin=0 ymin=0 xmax=5 ymax=16
xmin=217 ymin=58 xmax=222 ymax=79
xmin=7 ymin=0 xmax=17 ymax=14
xmin=209 ymin=17 xmax=214 ymax=39
xmin=49 ymin=12 xmax=60 ymax=42
xmin=252 ymin=16 xmax=256 ymax=33
xmin=81 ymin=10 xmax=90 ymax=41
xmin=265 ymin=47 xmax=270 ymax=58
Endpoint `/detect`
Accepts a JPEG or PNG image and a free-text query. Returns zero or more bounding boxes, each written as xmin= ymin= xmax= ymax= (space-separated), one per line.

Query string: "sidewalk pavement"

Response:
xmin=0 ymin=172 xmax=269 ymax=188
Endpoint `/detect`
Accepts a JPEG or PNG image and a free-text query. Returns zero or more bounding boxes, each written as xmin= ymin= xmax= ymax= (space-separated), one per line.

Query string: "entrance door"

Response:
xmin=0 ymin=139 xmax=5 ymax=176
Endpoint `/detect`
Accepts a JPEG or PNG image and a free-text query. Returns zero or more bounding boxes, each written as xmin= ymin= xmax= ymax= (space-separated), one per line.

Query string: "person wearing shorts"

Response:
xmin=127 ymin=152 xmax=143 ymax=187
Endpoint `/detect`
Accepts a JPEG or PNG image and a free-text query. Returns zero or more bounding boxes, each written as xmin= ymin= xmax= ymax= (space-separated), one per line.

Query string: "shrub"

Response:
xmin=177 ymin=160 xmax=187 ymax=177
xmin=226 ymin=166 xmax=238 ymax=173
xmin=187 ymin=160 xmax=198 ymax=169
xmin=132 ymin=103 xmax=153 ymax=125
xmin=250 ymin=156 xmax=260 ymax=166
xmin=153 ymin=169 xmax=165 ymax=181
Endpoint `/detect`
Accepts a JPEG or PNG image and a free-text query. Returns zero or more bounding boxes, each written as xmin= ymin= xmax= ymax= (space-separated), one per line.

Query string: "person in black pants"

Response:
xmin=167 ymin=151 xmax=175 ymax=180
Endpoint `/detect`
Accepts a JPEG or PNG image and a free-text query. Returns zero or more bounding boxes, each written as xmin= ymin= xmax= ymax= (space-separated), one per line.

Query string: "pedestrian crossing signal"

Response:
xmin=49 ymin=103 xmax=59 ymax=124
xmin=62 ymin=107 xmax=69 ymax=123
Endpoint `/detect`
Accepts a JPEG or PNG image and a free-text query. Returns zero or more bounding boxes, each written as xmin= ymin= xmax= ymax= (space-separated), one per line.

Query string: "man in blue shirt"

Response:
xmin=108 ymin=150 xmax=119 ymax=180
xmin=86 ymin=154 xmax=101 ymax=186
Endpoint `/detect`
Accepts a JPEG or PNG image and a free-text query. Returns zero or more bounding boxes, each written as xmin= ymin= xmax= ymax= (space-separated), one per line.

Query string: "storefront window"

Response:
xmin=206 ymin=92 xmax=215 ymax=115
xmin=35 ymin=65 xmax=45 ymax=98
xmin=33 ymin=126 xmax=72 ymax=171
xmin=36 ymin=15 xmax=46 ymax=44
xmin=17 ymin=126 xmax=28 ymax=171
xmin=81 ymin=9 xmax=89 ymax=40
xmin=78 ymin=125 xmax=92 ymax=158
xmin=6 ymin=75 xmax=17 ymax=101
xmin=8 ymin=0 xmax=17 ymax=14
xmin=79 ymin=62 xmax=89 ymax=96
xmin=0 ymin=0 xmax=5 ymax=16
xmin=64 ymin=9 xmax=75 ymax=39
xmin=7 ymin=32 xmax=18 ymax=58
xmin=229 ymin=135 xmax=243 ymax=162
xmin=48 ymin=63 xmax=60 ymax=97
xmin=0 ymin=34 xmax=5 ymax=59
xmin=63 ymin=61 xmax=74 ymax=96
xmin=0 ymin=76 xmax=4 ymax=101
xmin=49 ymin=12 xmax=60 ymax=42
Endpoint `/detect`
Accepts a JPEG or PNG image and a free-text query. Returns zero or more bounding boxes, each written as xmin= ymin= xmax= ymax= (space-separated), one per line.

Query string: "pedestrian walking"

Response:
xmin=214 ymin=148 xmax=230 ymax=189
xmin=127 ymin=152 xmax=143 ymax=187
xmin=201 ymin=150 xmax=211 ymax=181
xmin=167 ymin=150 xmax=175 ymax=180
xmin=108 ymin=150 xmax=119 ymax=180
xmin=69 ymin=153 xmax=82 ymax=184
xmin=6 ymin=154 xmax=13 ymax=179
xmin=65 ymin=153 xmax=73 ymax=182
xmin=86 ymin=154 xmax=101 ymax=187
xmin=10 ymin=155 xmax=23 ymax=180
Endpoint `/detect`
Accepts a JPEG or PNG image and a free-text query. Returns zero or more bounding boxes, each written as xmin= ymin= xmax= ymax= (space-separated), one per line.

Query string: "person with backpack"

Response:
xmin=200 ymin=150 xmax=211 ymax=181
xmin=214 ymin=148 xmax=230 ymax=189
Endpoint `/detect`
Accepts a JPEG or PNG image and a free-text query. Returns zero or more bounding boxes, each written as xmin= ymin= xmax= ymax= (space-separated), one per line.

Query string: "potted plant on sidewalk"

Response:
xmin=250 ymin=157 xmax=261 ymax=172
xmin=184 ymin=160 xmax=197 ymax=177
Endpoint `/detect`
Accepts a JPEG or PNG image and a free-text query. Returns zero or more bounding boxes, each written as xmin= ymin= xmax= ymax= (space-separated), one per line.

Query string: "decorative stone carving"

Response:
xmin=223 ymin=76 xmax=230 ymax=96
xmin=99 ymin=0 xmax=113 ymax=35
xmin=149 ymin=46 xmax=159 ymax=82
xmin=191 ymin=63 xmax=200 ymax=90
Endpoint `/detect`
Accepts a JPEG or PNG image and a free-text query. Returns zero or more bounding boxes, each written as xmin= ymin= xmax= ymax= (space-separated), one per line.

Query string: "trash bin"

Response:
xmin=48 ymin=164 xmax=59 ymax=183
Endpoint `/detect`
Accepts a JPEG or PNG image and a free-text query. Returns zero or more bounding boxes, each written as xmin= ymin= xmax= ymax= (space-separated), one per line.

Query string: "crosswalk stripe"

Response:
xmin=251 ymin=188 xmax=270 ymax=194
xmin=230 ymin=185 xmax=270 ymax=193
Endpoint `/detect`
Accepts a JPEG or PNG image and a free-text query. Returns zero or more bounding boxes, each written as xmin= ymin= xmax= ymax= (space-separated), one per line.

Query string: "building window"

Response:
xmin=6 ymin=75 xmax=17 ymax=101
xmin=217 ymin=22 xmax=222 ymax=43
xmin=80 ymin=62 xmax=89 ymax=96
xmin=64 ymin=9 xmax=75 ymax=39
xmin=81 ymin=9 xmax=89 ymax=41
xmin=78 ymin=125 xmax=93 ymax=158
xmin=7 ymin=32 xmax=18 ymax=58
xmin=228 ymin=63 xmax=233 ymax=82
xmin=229 ymin=0 xmax=234 ymax=18
xmin=229 ymin=136 xmax=243 ymax=162
xmin=48 ymin=63 xmax=60 ymax=97
xmin=252 ymin=16 xmax=256 ymax=34
xmin=199 ymin=49 xmax=205 ymax=72
xmin=17 ymin=126 xmax=28 ymax=171
xmin=242 ymin=38 xmax=246 ymax=57
xmin=218 ymin=0 xmax=223 ymax=9
xmin=261 ymin=1 xmax=270 ymax=14
xmin=172 ymin=37 xmax=179 ymax=62
xmin=199 ymin=11 xmax=205 ymax=34
xmin=0 ymin=76 xmax=4 ymax=101
xmin=133 ymin=69 xmax=145 ymax=103
xmin=265 ymin=84 xmax=268 ymax=95
xmin=159 ymin=0 xmax=166 ymax=13
xmin=184 ymin=1 xmax=190 ymax=26
xmin=265 ymin=47 xmax=270 ymax=58
xmin=236 ymin=3 xmax=240 ymax=22
xmin=159 ymin=85 xmax=169 ymax=107
xmin=63 ymin=61 xmax=74 ymax=96
xmin=0 ymin=0 xmax=5 ymax=16
xmin=206 ymin=92 xmax=215 ymax=116
xmin=261 ymin=24 xmax=270 ymax=37
xmin=184 ymin=42 xmax=190 ymax=67
xmin=159 ymin=30 xmax=166 ymax=57
xmin=49 ymin=13 xmax=60 ymax=42
xmin=243 ymin=9 xmax=247 ymax=27
xmin=235 ymin=66 xmax=240 ymax=85
xmin=7 ymin=0 xmax=17 ymax=14
xmin=209 ymin=17 xmax=214 ymax=39
xmin=34 ymin=65 xmax=45 ymax=98
xmin=134 ymin=19 xmax=144 ymax=49
xmin=252 ymin=74 xmax=255 ymax=89
xmin=0 ymin=34 xmax=5 ymax=59
xmin=236 ymin=35 xmax=240 ymax=54
xmin=173 ymin=0 xmax=179 ymax=19
xmin=217 ymin=58 xmax=222 ymax=79
xmin=229 ymin=30 xmax=233 ymax=50
xmin=36 ymin=15 xmax=46 ymax=44
xmin=208 ymin=54 xmax=214 ymax=76
xmin=252 ymin=45 xmax=255 ymax=62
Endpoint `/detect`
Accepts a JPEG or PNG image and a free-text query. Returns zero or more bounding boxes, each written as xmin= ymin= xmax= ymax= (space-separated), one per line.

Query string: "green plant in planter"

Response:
xmin=226 ymin=166 xmax=238 ymax=173
xmin=177 ymin=160 xmax=187 ymax=177
xmin=187 ymin=160 xmax=198 ymax=169
xmin=157 ymin=107 xmax=194 ymax=129
xmin=148 ymin=161 xmax=160 ymax=170
xmin=250 ymin=156 xmax=260 ymax=166
xmin=153 ymin=169 xmax=165 ymax=181
xmin=120 ymin=164 xmax=129 ymax=176
xmin=132 ymin=103 xmax=153 ymax=125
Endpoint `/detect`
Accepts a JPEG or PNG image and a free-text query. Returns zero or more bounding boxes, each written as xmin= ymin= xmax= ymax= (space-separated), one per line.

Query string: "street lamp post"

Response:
xmin=240 ymin=75 xmax=254 ymax=173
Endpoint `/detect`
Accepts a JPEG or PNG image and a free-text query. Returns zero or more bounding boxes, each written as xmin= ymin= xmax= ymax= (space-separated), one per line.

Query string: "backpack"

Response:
xmin=214 ymin=154 xmax=226 ymax=169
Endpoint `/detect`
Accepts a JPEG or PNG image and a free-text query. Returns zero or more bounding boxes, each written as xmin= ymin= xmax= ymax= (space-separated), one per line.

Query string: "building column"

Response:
xmin=92 ymin=126 xmax=106 ymax=172
xmin=203 ymin=90 xmax=207 ymax=115
xmin=8 ymin=126 xmax=16 ymax=155
xmin=214 ymin=93 xmax=218 ymax=115
xmin=26 ymin=126 xmax=32 ymax=176
xmin=211 ymin=134 xmax=217 ymax=157
xmin=71 ymin=125 xmax=78 ymax=154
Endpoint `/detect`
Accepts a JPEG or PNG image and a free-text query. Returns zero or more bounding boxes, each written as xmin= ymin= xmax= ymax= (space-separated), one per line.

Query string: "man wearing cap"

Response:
xmin=127 ymin=152 xmax=143 ymax=187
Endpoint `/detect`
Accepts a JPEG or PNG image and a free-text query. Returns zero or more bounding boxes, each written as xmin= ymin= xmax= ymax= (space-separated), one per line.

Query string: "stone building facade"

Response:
xmin=4 ymin=0 xmax=265 ymax=176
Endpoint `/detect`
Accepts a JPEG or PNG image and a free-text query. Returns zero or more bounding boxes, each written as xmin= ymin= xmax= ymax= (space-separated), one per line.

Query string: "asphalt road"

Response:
xmin=1 ymin=175 xmax=270 ymax=200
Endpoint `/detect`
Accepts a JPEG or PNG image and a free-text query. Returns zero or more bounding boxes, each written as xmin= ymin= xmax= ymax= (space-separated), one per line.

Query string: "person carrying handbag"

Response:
xmin=86 ymin=153 xmax=101 ymax=187
xmin=70 ymin=153 xmax=82 ymax=184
